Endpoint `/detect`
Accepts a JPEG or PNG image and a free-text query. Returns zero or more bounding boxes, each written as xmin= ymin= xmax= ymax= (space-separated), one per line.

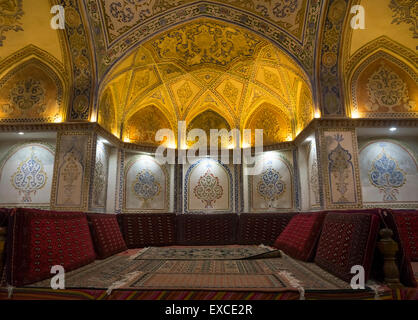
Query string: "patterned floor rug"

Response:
xmin=131 ymin=245 xmax=279 ymax=260
xmin=28 ymin=246 xmax=355 ymax=293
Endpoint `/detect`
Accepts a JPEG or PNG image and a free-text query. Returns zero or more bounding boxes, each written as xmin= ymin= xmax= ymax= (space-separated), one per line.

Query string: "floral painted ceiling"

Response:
xmin=85 ymin=0 xmax=318 ymax=77
xmin=98 ymin=19 xmax=315 ymax=146
xmin=0 ymin=0 xmax=416 ymax=143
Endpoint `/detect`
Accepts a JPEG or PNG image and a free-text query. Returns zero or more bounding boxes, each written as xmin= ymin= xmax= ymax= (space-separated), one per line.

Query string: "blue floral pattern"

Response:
xmin=133 ymin=169 xmax=161 ymax=202
xmin=11 ymin=151 xmax=47 ymax=203
xmin=369 ymin=151 xmax=406 ymax=201
xmin=257 ymin=166 xmax=285 ymax=207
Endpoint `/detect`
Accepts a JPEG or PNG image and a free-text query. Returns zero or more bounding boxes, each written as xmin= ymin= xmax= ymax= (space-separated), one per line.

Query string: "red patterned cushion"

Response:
xmin=238 ymin=213 xmax=296 ymax=245
xmin=392 ymin=211 xmax=418 ymax=262
xmin=314 ymin=212 xmax=380 ymax=283
xmin=6 ymin=208 xmax=96 ymax=286
xmin=117 ymin=214 xmax=176 ymax=248
xmin=177 ymin=214 xmax=238 ymax=245
xmin=87 ymin=214 xmax=127 ymax=259
xmin=273 ymin=212 xmax=326 ymax=261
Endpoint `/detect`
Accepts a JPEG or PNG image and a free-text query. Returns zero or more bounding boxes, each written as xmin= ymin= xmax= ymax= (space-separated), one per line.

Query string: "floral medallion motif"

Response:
xmin=152 ymin=20 xmax=261 ymax=68
xmin=369 ymin=151 xmax=406 ymax=202
xmin=9 ymin=78 xmax=46 ymax=113
xmin=257 ymin=165 xmax=285 ymax=207
xmin=193 ymin=169 xmax=223 ymax=208
xmin=366 ymin=63 xmax=413 ymax=112
xmin=132 ymin=169 xmax=161 ymax=202
xmin=11 ymin=150 xmax=47 ymax=203
xmin=0 ymin=0 xmax=24 ymax=46
xmin=328 ymin=134 xmax=353 ymax=203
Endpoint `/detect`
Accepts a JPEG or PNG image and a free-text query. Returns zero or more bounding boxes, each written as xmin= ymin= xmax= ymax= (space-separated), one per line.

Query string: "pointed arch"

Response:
xmin=243 ymin=102 xmax=293 ymax=146
xmin=347 ymin=48 xmax=418 ymax=118
xmin=123 ymin=104 xmax=173 ymax=146
xmin=0 ymin=54 xmax=68 ymax=123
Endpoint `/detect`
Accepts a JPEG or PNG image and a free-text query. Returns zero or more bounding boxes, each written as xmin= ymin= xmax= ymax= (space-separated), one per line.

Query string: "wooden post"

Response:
xmin=377 ymin=228 xmax=403 ymax=289
xmin=0 ymin=227 xmax=6 ymax=273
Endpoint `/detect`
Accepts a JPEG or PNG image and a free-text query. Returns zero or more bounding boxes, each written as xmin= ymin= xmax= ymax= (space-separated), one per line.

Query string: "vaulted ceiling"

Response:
xmin=98 ymin=19 xmax=314 ymax=145
xmin=0 ymin=0 xmax=416 ymax=147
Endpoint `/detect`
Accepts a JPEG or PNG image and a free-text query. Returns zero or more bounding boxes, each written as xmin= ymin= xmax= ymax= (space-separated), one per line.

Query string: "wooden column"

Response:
xmin=377 ymin=228 xmax=403 ymax=289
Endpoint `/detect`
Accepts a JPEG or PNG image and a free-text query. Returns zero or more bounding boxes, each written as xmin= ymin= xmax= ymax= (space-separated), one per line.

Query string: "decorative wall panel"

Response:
xmin=320 ymin=129 xmax=362 ymax=209
xmin=249 ymin=151 xmax=294 ymax=212
xmin=123 ymin=154 xmax=169 ymax=212
xmin=51 ymin=132 xmax=93 ymax=210
xmin=350 ymin=52 xmax=418 ymax=118
xmin=0 ymin=60 xmax=63 ymax=123
xmin=0 ymin=143 xmax=54 ymax=207
xmin=91 ymin=140 xmax=110 ymax=211
xmin=307 ymin=141 xmax=321 ymax=208
xmin=359 ymin=140 xmax=418 ymax=208
xmin=184 ymin=158 xmax=234 ymax=214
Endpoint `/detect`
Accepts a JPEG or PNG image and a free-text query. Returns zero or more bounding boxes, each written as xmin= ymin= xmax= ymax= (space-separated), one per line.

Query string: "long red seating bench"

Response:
xmin=117 ymin=213 xmax=177 ymax=248
xmin=238 ymin=212 xmax=296 ymax=245
xmin=0 ymin=207 xmax=416 ymax=299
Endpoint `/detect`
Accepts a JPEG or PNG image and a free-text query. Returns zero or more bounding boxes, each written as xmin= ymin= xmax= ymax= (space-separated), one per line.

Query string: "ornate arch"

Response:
xmin=243 ymin=101 xmax=293 ymax=145
xmin=123 ymin=104 xmax=174 ymax=146
xmin=347 ymin=49 xmax=418 ymax=118
xmin=123 ymin=155 xmax=170 ymax=212
xmin=359 ymin=139 xmax=418 ymax=207
xmin=84 ymin=2 xmax=322 ymax=81
xmin=184 ymin=158 xmax=233 ymax=213
xmin=59 ymin=0 xmax=95 ymax=121
xmin=0 ymin=56 xmax=67 ymax=123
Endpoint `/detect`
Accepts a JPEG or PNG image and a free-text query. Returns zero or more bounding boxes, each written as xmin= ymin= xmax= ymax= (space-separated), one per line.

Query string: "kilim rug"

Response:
xmin=28 ymin=246 xmax=356 ymax=293
xmin=130 ymin=245 xmax=279 ymax=260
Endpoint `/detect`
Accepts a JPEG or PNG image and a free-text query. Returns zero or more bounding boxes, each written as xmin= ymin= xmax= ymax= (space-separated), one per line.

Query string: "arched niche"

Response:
xmin=186 ymin=109 xmax=232 ymax=148
xmin=349 ymin=51 xmax=418 ymax=118
xmin=0 ymin=58 xmax=65 ymax=123
xmin=359 ymin=140 xmax=418 ymax=207
xmin=248 ymin=151 xmax=294 ymax=211
xmin=124 ymin=105 xmax=173 ymax=146
xmin=184 ymin=158 xmax=233 ymax=214
xmin=0 ymin=143 xmax=55 ymax=207
xmin=244 ymin=102 xmax=292 ymax=146
xmin=123 ymin=155 xmax=169 ymax=212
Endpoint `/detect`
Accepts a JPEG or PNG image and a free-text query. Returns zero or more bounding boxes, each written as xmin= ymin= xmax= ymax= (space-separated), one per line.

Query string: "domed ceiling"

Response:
xmin=98 ymin=19 xmax=315 ymax=147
